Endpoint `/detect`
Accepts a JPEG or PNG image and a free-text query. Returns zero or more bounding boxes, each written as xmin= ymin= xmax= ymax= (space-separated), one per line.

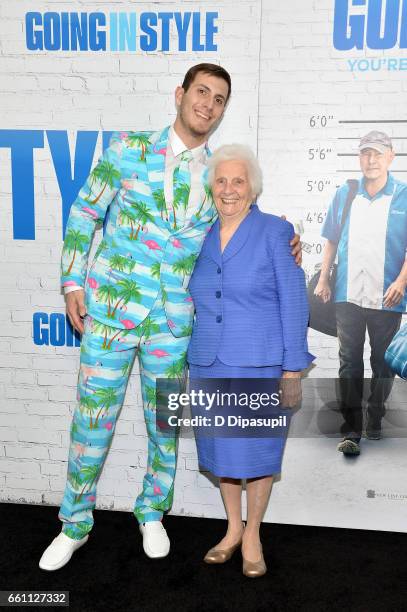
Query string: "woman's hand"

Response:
xmin=314 ymin=278 xmax=331 ymax=303
xmin=280 ymin=371 xmax=302 ymax=408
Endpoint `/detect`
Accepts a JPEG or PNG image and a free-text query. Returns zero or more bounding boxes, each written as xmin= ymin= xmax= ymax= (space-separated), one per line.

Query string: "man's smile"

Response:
xmin=195 ymin=109 xmax=211 ymax=121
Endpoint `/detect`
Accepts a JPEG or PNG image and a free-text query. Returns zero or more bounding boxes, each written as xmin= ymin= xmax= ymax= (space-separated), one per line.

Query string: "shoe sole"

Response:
xmin=39 ymin=535 xmax=88 ymax=571
xmin=143 ymin=546 xmax=170 ymax=559
xmin=337 ymin=444 xmax=360 ymax=456
xmin=243 ymin=568 xmax=267 ymax=578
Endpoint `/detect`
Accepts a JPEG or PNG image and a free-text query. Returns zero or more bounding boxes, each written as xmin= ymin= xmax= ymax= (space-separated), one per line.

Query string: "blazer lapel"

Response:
xmin=145 ymin=126 xmax=170 ymax=223
xmin=186 ymin=161 xmax=217 ymax=230
xmin=222 ymin=204 xmax=258 ymax=263
xmin=201 ymin=217 xmax=222 ymax=266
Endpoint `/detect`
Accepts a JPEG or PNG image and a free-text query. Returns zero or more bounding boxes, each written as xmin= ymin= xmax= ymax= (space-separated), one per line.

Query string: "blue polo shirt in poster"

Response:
xmin=322 ymin=173 xmax=407 ymax=313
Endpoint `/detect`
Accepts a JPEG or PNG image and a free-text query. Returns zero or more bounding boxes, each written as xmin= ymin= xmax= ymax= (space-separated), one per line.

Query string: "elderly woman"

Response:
xmin=187 ymin=144 xmax=314 ymax=577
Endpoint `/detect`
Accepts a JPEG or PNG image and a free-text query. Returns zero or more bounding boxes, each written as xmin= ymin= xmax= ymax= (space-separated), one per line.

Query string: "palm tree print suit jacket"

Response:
xmin=61 ymin=127 xmax=216 ymax=337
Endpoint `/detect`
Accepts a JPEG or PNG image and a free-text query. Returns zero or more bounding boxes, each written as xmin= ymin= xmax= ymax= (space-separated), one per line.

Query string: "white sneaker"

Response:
xmin=39 ymin=532 xmax=89 ymax=571
xmin=139 ymin=521 xmax=170 ymax=558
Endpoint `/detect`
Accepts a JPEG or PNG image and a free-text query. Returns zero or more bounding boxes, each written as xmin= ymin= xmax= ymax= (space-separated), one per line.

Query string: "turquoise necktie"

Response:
xmin=171 ymin=150 xmax=193 ymax=230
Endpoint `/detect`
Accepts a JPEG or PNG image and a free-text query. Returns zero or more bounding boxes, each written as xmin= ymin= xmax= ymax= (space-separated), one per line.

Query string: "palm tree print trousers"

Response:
xmin=58 ymin=296 xmax=189 ymax=540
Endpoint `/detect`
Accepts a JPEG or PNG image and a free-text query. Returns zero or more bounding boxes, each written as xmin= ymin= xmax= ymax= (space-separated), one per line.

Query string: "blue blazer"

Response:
xmin=187 ymin=205 xmax=314 ymax=370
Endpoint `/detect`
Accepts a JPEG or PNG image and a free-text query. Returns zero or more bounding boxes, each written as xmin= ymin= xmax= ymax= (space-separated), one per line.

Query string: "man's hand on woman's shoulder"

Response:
xmin=280 ymin=215 xmax=302 ymax=266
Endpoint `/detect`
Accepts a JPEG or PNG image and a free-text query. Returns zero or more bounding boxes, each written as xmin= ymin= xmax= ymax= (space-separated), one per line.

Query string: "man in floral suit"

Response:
xmin=39 ymin=64 xmax=300 ymax=571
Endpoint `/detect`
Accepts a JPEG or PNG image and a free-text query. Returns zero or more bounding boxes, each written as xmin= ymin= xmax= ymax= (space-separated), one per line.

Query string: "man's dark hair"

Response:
xmin=182 ymin=63 xmax=232 ymax=103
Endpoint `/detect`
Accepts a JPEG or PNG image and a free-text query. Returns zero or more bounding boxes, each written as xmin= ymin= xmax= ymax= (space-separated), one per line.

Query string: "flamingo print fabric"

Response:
xmin=61 ymin=126 xmax=216 ymax=338
xmin=59 ymin=297 xmax=189 ymax=538
xmin=59 ymin=126 xmax=216 ymax=535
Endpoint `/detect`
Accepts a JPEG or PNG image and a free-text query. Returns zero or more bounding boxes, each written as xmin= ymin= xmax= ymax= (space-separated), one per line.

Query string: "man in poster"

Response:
xmin=314 ymin=131 xmax=407 ymax=456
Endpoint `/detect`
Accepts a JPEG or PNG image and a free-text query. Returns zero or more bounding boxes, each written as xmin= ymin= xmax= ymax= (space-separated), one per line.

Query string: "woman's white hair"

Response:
xmin=207 ymin=143 xmax=263 ymax=198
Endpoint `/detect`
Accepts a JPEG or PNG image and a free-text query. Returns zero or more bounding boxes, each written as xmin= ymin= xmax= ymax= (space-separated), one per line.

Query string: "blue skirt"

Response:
xmin=188 ymin=359 xmax=290 ymax=478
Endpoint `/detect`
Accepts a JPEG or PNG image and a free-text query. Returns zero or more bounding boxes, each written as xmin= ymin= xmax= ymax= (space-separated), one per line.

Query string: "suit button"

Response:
xmin=216 ymin=291 xmax=221 ymax=298
xmin=216 ymin=315 xmax=222 ymax=323
xmin=217 ymin=267 xmax=221 ymax=274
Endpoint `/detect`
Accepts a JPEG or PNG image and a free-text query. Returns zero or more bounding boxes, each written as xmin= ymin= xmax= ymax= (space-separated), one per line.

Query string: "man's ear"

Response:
xmin=175 ymin=86 xmax=184 ymax=107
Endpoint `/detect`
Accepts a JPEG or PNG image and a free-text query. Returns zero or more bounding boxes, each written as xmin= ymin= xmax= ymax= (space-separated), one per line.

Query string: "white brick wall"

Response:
xmin=1 ymin=0 xmax=406 ymax=532
xmin=0 ymin=0 xmax=261 ymax=521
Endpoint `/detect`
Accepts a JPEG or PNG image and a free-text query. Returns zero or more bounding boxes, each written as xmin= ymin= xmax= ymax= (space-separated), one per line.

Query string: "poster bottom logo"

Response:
xmin=33 ymin=312 xmax=80 ymax=347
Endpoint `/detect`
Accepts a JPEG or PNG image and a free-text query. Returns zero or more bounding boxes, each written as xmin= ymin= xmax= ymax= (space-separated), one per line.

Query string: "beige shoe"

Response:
xmin=242 ymin=548 xmax=267 ymax=578
xmin=204 ymin=539 xmax=242 ymax=564
xmin=204 ymin=523 xmax=245 ymax=564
